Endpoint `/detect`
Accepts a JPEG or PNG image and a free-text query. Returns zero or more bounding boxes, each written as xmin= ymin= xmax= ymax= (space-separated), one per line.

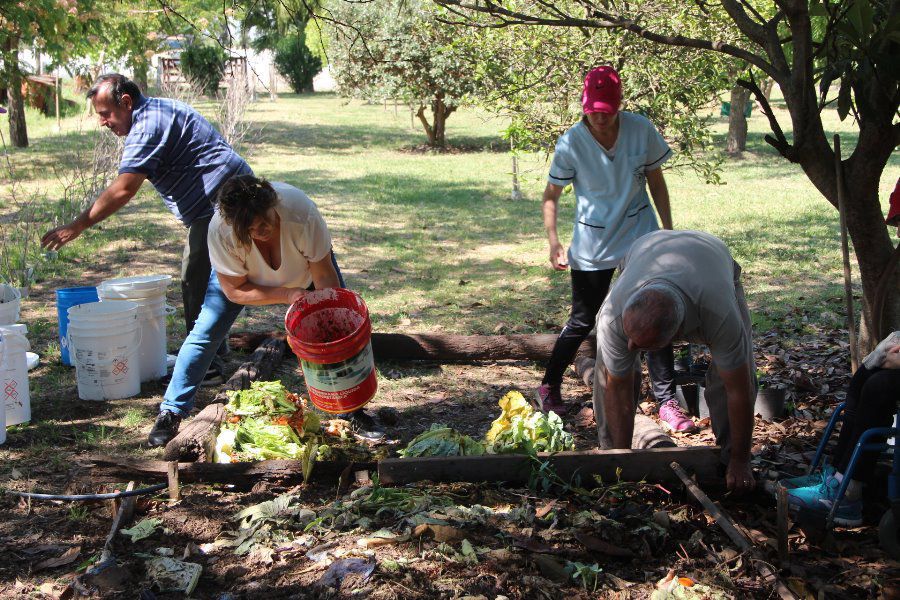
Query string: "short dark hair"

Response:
xmin=86 ymin=73 xmax=142 ymax=106
xmin=215 ymin=175 xmax=279 ymax=247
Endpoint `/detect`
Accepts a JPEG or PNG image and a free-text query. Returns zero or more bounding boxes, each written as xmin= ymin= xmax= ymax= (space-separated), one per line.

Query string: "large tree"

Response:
xmin=327 ymin=0 xmax=479 ymax=147
xmin=0 ymin=0 xmax=99 ymax=147
xmin=436 ymin=0 xmax=900 ymax=348
xmin=455 ymin=18 xmax=735 ymax=179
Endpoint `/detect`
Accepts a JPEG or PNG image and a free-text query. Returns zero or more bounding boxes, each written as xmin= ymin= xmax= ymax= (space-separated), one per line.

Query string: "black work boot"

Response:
xmin=339 ymin=409 xmax=385 ymax=441
xmin=148 ymin=410 xmax=182 ymax=447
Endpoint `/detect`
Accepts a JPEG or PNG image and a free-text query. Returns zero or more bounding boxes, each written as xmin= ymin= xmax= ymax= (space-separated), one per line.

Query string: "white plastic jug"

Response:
xmin=0 ymin=284 xmax=21 ymax=326
xmin=0 ymin=324 xmax=30 ymax=426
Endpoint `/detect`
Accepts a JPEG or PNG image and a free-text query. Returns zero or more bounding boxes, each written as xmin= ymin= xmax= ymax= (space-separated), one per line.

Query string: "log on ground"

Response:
xmin=378 ymin=446 xmax=721 ymax=487
xmin=88 ymin=456 xmax=376 ymax=489
xmin=233 ymin=331 xmax=594 ymax=362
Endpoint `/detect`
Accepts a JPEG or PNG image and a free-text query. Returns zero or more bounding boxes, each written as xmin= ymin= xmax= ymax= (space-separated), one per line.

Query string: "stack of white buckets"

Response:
xmin=68 ymin=275 xmax=173 ymax=401
xmin=0 ymin=284 xmax=29 ymax=445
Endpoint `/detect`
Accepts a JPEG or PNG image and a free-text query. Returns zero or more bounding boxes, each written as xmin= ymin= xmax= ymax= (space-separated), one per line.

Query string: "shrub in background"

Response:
xmin=180 ymin=43 xmax=227 ymax=97
xmin=274 ymin=33 xmax=322 ymax=94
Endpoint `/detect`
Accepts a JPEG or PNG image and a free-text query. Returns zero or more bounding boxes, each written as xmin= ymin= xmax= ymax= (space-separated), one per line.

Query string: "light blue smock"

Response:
xmin=548 ymin=112 xmax=672 ymax=271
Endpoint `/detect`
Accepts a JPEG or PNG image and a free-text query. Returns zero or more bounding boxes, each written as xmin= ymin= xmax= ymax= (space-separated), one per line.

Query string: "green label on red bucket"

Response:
xmin=300 ymin=341 xmax=377 ymax=413
xmin=285 ymin=289 xmax=378 ymax=414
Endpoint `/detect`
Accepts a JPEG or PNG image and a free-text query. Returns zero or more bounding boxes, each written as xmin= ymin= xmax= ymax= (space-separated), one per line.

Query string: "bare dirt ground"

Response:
xmin=2 ymin=253 xmax=899 ymax=599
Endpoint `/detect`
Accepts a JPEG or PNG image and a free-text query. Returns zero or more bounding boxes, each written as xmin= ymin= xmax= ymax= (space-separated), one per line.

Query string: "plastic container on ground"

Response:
xmin=97 ymin=275 xmax=172 ymax=299
xmin=56 ymin=287 xmax=100 ymax=366
xmin=0 ymin=323 xmax=31 ymax=426
xmin=67 ymin=301 xmax=141 ymax=401
xmin=285 ymin=288 xmax=377 ymax=414
xmin=0 ymin=284 xmax=21 ymax=326
xmin=0 ymin=325 xmax=7 ymax=444
xmin=98 ymin=275 xmax=173 ymax=382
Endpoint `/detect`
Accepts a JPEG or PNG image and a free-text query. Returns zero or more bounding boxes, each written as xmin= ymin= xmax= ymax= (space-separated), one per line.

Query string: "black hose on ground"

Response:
xmin=3 ymin=482 xmax=168 ymax=501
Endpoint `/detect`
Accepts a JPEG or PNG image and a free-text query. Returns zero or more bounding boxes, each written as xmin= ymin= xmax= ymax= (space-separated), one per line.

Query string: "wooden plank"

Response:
xmin=88 ymin=456 xmax=376 ymax=489
xmin=378 ymin=446 xmax=721 ymax=487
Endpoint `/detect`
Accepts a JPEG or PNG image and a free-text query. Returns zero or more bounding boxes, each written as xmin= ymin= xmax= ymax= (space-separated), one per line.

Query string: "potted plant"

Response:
xmin=756 ymin=370 xmax=786 ymax=421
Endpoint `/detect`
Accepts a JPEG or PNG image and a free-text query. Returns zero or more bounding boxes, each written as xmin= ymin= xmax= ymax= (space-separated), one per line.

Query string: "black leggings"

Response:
xmin=542 ymin=269 xmax=675 ymax=403
xmin=833 ymin=366 xmax=900 ymax=482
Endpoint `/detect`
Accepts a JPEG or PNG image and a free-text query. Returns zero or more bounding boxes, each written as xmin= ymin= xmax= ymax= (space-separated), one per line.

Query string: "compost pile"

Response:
xmin=215 ymin=381 xmax=325 ymax=464
xmin=399 ymin=391 xmax=574 ymax=457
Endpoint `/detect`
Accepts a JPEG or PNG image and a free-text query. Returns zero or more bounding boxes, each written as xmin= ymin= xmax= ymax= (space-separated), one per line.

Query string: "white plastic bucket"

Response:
xmin=0 ymin=326 xmax=6 ymax=444
xmin=0 ymin=324 xmax=30 ymax=426
xmin=0 ymin=284 xmax=21 ymax=326
xmin=97 ymin=275 xmax=171 ymax=298
xmin=98 ymin=275 xmax=173 ymax=382
xmin=67 ymin=301 xmax=142 ymax=401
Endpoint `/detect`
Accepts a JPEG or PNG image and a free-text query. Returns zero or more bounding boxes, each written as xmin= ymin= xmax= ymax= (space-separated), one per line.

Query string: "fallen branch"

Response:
xmin=670 ymin=461 xmax=797 ymax=600
xmin=233 ymin=331 xmax=594 ymax=362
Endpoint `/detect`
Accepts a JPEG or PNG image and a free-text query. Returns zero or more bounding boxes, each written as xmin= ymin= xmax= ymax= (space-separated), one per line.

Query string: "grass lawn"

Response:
xmin=0 ymin=87 xmax=898 ymax=599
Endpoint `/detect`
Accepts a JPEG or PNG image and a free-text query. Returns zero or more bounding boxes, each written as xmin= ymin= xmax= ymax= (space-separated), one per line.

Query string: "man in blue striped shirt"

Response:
xmin=42 ymin=74 xmax=251 ymax=384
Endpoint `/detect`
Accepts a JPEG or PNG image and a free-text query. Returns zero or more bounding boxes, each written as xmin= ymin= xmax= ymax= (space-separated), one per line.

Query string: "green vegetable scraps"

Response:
xmin=397 ymin=390 xmax=575 ymax=458
xmin=214 ymin=381 xmax=325 ymax=468
xmin=224 ymin=381 xmax=298 ymax=416
xmin=398 ymin=424 xmax=485 ymax=457
xmin=485 ymin=391 xmax=574 ymax=454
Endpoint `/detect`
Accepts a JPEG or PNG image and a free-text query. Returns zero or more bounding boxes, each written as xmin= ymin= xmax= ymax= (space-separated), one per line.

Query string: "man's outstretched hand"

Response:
xmin=41 ymin=222 xmax=84 ymax=251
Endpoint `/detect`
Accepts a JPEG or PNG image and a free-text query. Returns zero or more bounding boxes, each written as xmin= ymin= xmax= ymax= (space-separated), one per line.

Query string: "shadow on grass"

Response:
xmin=251 ymin=119 xmax=506 ymax=154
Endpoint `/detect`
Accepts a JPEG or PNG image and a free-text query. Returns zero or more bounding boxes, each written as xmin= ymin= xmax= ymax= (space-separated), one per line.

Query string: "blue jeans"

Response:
xmin=161 ymin=252 xmax=345 ymax=416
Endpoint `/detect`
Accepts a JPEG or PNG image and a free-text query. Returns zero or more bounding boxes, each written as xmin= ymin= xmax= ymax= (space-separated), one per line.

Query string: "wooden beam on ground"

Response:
xmin=378 ymin=446 xmax=721 ymax=488
xmin=163 ymin=336 xmax=286 ymax=462
xmin=671 ymin=462 xmax=797 ymax=600
xmin=162 ymin=403 xmax=225 ymax=462
xmin=88 ymin=456 xmax=376 ymax=489
xmin=232 ymin=331 xmax=594 ymax=363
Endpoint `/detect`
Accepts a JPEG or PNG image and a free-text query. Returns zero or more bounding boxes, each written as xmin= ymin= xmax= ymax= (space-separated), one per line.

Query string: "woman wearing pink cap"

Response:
xmin=537 ymin=66 xmax=692 ymax=434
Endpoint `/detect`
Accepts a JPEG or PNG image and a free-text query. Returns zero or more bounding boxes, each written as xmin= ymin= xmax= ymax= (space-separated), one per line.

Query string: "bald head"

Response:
xmin=622 ymin=283 xmax=684 ymax=351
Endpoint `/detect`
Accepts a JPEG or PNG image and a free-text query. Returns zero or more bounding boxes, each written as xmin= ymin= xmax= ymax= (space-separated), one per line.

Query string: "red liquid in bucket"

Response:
xmin=285 ymin=289 xmax=377 ymax=413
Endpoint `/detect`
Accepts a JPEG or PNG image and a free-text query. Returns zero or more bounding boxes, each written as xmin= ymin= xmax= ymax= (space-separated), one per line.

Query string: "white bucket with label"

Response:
xmin=0 ymin=327 xmax=6 ymax=444
xmin=0 ymin=284 xmax=21 ymax=326
xmin=98 ymin=275 xmax=173 ymax=382
xmin=67 ymin=301 xmax=142 ymax=401
xmin=0 ymin=323 xmax=30 ymax=426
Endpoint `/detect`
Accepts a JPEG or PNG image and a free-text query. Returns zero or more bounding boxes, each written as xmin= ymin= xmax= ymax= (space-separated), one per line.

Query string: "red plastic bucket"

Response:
xmin=284 ymin=289 xmax=377 ymax=413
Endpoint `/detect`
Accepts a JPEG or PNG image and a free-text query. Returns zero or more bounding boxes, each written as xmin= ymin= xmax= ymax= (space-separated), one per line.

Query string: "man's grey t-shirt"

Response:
xmin=597 ymin=230 xmax=749 ymax=376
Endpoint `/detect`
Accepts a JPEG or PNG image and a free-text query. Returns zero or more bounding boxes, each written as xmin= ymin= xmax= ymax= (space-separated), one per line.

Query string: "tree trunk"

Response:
xmin=726 ymin=85 xmax=750 ymax=155
xmin=415 ymin=104 xmax=435 ymax=146
xmin=431 ymin=96 xmax=447 ymax=147
xmin=132 ymin=57 xmax=149 ymax=93
xmin=4 ymin=39 xmax=28 ymax=148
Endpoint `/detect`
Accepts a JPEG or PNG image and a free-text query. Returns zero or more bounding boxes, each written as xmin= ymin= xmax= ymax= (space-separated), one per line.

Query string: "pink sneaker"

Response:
xmin=658 ymin=399 xmax=698 ymax=433
xmin=535 ymin=384 xmax=568 ymax=414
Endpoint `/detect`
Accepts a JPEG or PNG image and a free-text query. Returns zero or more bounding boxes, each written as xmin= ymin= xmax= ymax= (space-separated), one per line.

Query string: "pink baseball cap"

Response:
xmin=582 ymin=66 xmax=622 ymax=114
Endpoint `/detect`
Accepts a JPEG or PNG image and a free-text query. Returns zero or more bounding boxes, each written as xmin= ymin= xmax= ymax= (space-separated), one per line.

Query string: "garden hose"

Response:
xmin=3 ymin=482 xmax=167 ymax=502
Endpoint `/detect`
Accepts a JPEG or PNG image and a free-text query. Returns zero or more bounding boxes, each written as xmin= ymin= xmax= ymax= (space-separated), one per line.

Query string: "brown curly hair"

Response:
xmin=215 ymin=175 xmax=279 ymax=247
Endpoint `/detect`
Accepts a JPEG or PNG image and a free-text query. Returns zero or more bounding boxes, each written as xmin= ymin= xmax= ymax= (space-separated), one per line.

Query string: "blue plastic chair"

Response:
xmin=809 ymin=402 xmax=900 ymax=557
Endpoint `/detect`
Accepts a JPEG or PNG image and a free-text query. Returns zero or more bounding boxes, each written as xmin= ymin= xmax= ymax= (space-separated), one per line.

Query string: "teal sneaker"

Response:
xmin=787 ymin=474 xmax=863 ymax=527
xmin=780 ymin=464 xmax=835 ymax=489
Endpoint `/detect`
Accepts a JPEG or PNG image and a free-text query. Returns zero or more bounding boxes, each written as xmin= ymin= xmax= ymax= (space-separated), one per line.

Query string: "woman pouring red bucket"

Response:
xmin=148 ymin=175 xmax=381 ymax=447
